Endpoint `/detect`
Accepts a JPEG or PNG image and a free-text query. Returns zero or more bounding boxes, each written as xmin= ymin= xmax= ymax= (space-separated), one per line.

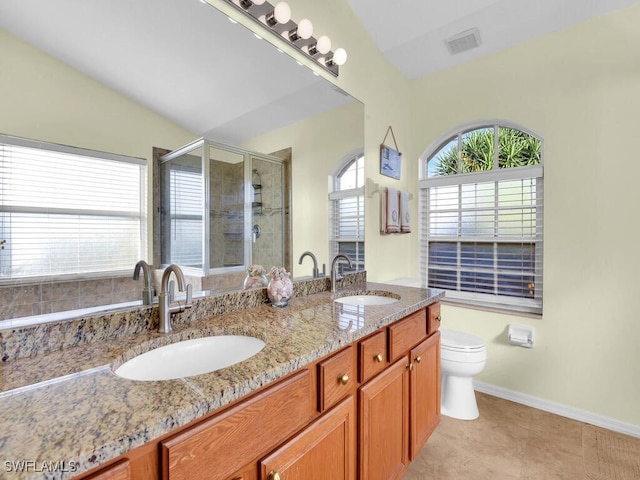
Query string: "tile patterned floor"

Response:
xmin=404 ymin=392 xmax=638 ymax=479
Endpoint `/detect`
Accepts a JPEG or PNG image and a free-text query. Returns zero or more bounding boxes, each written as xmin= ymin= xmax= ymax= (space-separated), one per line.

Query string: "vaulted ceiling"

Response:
xmin=346 ymin=0 xmax=640 ymax=79
xmin=1 ymin=0 xmax=637 ymax=143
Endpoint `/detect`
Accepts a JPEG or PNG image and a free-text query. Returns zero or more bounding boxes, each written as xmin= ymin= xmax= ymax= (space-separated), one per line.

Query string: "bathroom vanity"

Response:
xmin=0 ymin=280 xmax=443 ymax=480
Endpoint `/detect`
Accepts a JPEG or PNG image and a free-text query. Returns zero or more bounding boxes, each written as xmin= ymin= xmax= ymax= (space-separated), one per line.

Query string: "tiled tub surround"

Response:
xmin=0 ymin=273 xmax=443 ymax=479
xmin=0 ymin=275 xmax=143 ymax=322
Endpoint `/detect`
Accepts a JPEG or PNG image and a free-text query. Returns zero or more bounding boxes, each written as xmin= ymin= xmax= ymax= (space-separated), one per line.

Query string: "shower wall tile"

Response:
xmin=0 ymin=276 xmax=143 ymax=321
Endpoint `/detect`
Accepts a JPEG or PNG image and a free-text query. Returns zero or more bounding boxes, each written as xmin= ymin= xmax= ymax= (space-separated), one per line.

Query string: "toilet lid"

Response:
xmin=440 ymin=329 xmax=485 ymax=351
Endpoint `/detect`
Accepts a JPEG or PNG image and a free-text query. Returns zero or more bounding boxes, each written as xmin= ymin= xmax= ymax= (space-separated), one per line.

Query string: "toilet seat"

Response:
xmin=441 ymin=329 xmax=486 ymax=352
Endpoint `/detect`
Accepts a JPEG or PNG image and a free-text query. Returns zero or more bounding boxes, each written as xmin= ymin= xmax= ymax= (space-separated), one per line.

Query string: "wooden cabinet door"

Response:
xmin=358 ymin=358 xmax=409 ymax=480
xmin=80 ymin=460 xmax=130 ymax=480
xmin=260 ymin=396 xmax=356 ymax=480
xmin=409 ymin=331 xmax=441 ymax=460
xmin=162 ymin=370 xmax=313 ymax=480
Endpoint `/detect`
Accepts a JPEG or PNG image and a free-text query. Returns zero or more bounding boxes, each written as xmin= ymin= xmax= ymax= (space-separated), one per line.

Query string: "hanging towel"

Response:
xmin=399 ymin=190 xmax=411 ymax=233
xmin=384 ymin=187 xmax=400 ymax=233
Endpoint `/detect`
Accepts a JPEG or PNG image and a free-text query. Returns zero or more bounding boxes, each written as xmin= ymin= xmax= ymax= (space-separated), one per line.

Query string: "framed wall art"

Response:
xmin=380 ymin=126 xmax=402 ymax=180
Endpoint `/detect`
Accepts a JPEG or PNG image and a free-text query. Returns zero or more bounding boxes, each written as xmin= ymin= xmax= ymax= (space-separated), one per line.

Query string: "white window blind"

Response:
xmin=168 ymin=168 xmax=203 ymax=268
xmin=329 ymin=152 xmax=365 ymax=271
xmin=419 ymin=124 xmax=543 ymax=314
xmin=330 ymin=190 xmax=365 ymax=270
xmin=0 ymin=135 xmax=147 ymax=283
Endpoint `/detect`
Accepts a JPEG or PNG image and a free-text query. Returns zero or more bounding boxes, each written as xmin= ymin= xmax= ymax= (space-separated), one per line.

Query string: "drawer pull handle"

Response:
xmin=435 ymin=315 xmax=441 ymax=322
xmin=415 ymin=356 xmax=422 ymax=363
xmin=269 ymin=471 xmax=282 ymax=480
xmin=374 ymin=353 xmax=383 ymax=363
xmin=339 ymin=374 xmax=349 ymax=385
xmin=407 ymin=363 xmax=413 ymax=371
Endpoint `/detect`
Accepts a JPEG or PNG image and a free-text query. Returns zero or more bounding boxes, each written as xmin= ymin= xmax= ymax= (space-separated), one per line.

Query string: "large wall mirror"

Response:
xmin=0 ymin=0 xmax=363 ymax=326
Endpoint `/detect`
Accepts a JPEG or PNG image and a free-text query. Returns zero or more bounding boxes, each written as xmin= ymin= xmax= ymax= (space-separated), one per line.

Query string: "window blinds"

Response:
xmin=329 ymin=189 xmax=365 ymax=271
xmin=0 ymin=135 xmax=147 ymax=282
xmin=168 ymin=168 xmax=203 ymax=268
xmin=420 ymin=165 xmax=543 ymax=313
xmin=329 ymin=153 xmax=365 ymax=272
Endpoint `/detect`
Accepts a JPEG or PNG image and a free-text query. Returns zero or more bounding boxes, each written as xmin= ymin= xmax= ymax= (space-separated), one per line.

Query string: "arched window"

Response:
xmin=329 ymin=151 xmax=365 ymax=272
xmin=419 ymin=122 xmax=543 ymax=314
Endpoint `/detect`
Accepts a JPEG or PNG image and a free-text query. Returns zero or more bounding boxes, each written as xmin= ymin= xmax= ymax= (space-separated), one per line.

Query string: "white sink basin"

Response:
xmin=115 ymin=335 xmax=266 ymax=381
xmin=334 ymin=294 xmax=399 ymax=306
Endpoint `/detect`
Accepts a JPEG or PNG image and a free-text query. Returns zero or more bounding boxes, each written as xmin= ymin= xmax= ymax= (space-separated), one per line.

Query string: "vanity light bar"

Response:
xmin=224 ymin=0 xmax=345 ymax=76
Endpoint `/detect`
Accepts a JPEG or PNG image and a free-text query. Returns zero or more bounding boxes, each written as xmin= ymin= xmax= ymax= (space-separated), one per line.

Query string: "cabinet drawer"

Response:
xmin=318 ymin=346 xmax=355 ymax=412
xmin=162 ymin=369 xmax=313 ymax=480
xmin=358 ymin=330 xmax=387 ymax=383
xmin=427 ymin=302 xmax=441 ymax=335
xmin=227 ymin=463 xmax=257 ymax=480
xmin=388 ymin=309 xmax=427 ymax=362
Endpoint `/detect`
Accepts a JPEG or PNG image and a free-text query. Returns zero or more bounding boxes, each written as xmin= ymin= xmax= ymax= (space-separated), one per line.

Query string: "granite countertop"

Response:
xmin=0 ymin=281 xmax=443 ymax=479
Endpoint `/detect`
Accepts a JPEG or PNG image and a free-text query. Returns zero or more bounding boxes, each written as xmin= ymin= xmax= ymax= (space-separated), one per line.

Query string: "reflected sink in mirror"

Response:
xmin=334 ymin=292 xmax=400 ymax=306
xmin=114 ymin=335 xmax=266 ymax=381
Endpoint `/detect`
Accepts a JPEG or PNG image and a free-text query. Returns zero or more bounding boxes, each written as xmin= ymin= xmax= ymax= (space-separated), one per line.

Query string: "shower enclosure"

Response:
xmin=159 ymin=138 xmax=285 ymax=276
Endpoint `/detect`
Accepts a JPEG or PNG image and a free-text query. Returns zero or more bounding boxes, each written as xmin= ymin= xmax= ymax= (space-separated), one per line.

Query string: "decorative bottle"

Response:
xmin=243 ymin=265 xmax=268 ymax=290
xmin=267 ymin=267 xmax=293 ymax=307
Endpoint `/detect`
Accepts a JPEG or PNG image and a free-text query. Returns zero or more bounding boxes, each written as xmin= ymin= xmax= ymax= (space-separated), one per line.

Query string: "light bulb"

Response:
xmin=312 ymin=35 xmax=331 ymax=55
xmin=332 ymin=47 xmax=348 ymax=65
xmin=297 ymin=19 xmax=313 ymax=40
xmin=272 ymin=2 xmax=291 ymax=24
xmin=289 ymin=18 xmax=313 ymax=42
xmin=253 ymin=0 xmax=266 ymax=4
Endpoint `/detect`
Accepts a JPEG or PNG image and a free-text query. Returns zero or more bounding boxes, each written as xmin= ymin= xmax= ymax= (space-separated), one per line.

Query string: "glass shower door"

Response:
xmin=207 ymin=146 xmax=246 ymax=270
xmin=160 ymin=145 xmax=203 ymax=269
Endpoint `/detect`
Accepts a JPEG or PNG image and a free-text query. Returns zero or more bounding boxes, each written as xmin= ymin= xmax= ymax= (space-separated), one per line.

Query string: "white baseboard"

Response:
xmin=473 ymin=380 xmax=640 ymax=438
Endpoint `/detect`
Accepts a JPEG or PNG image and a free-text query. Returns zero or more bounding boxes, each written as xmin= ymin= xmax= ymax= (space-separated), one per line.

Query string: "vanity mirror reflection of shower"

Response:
xmin=159 ymin=138 xmax=286 ymax=278
xmin=250 ymin=156 xmax=285 ymax=270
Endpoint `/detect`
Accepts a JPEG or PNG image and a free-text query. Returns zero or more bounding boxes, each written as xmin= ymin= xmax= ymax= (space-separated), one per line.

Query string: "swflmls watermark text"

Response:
xmin=4 ymin=460 xmax=79 ymax=473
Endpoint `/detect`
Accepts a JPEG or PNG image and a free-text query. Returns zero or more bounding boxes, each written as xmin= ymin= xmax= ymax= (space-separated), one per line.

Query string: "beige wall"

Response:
xmin=409 ymin=6 xmax=640 ymax=426
xmin=0 ymin=28 xmax=195 ymax=155
xmin=276 ymin=0 xmax=640 ymax=427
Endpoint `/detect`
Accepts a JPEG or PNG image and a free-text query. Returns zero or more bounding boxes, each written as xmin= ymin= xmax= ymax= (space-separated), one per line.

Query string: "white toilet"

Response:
xmin=440 ymin=329 xmax=487 ymax=420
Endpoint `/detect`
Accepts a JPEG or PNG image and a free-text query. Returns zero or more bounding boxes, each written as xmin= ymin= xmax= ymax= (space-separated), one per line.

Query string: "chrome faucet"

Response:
xmin=158 ymin=264 xmax=192 ymax=334
xmin=330 ymin=253 xmax=353 ymax=293
xmin=298 ymin=251 xmax=324 ymax=278
xmin=133 ymin=260 xmax=154 ymax=305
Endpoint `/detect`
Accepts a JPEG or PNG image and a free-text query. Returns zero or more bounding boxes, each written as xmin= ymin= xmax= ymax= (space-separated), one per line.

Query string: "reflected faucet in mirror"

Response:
xmin=298 ymin=251 xmax=325 ymax=278
xmin=159 ymin=264 xmax=193 ymax=334
xmin=330 ymin=254 xmax=353 ymax=293
xmin=133 ymin=260 xmax=154 ymax=306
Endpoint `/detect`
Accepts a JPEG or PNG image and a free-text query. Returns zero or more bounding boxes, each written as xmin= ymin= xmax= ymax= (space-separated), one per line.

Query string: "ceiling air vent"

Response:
xmin=445 ymin=28 xmax=481 ymax=55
